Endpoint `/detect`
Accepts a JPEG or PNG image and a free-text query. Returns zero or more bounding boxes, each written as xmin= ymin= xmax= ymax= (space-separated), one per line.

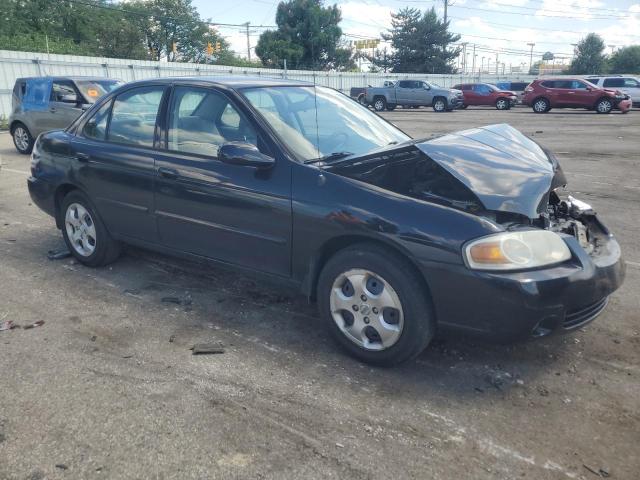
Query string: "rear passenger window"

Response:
xmin=108 ymin=86 xmax=164 ymax=147
xmin=603 ymin=78 xmax=624 ymax=88
xmin=83 ymin=101 xmax=111 ymax=141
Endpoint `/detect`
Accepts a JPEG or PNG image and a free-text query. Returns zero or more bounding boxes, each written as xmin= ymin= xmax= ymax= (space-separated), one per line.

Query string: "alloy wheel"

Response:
xmin=13 ymin=127 xmax=29 ymax=152
xmin=533 ymin=99 xmax=548 ymax=112
xmin=433 ymin=99 xmax=445 ymax=111
xmin=374 ymin=99 xmax=385 ymax=111
xmin=496 ymin=99 xmax=508 ymax=110
xmin=329 ymin=269 xmax=404 ymax=351
xmin=597 ymin=99 xmax=612 ymax=113
xmin=65 ymin=203 xmax=97 ymax=257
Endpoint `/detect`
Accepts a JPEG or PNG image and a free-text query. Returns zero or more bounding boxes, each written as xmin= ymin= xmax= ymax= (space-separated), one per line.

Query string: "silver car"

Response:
xmin=586 ymin=76 xmax=640 ymax=108
xmin=9 ymin=76 xmax=122 ymax=154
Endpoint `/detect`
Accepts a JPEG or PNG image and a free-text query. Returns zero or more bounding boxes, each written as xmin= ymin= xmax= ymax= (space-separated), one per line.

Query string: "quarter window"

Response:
xmin=168 ymin=86 xmax=257 ymax=157
xmin=83 ymin=101 xmax=111 ymax=141
xmin=108 ymin=86 xmax=164 ymax=147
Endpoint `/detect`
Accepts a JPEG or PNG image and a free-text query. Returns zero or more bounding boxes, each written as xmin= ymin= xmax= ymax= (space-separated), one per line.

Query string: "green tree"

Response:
xmin=608 ymin=45 xmax=640 ymax=73
xmin=255 ymin=0 xmax=355 ymax=70
xmin=569 ymin=33 xmax=607 ymax=75
xmin=376 ymin=7 xmax=460 ymax=74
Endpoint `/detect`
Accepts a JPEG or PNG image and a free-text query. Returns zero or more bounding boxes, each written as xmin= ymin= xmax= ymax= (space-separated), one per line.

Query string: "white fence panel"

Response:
xmin=0 ymin=49 xmax=537 ymax=119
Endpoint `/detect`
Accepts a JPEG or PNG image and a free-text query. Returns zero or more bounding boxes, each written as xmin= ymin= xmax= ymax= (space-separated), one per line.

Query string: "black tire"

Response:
xmin=357 ymin=94 xmax=367 ymax=106
xmin=60 ymin=190 xmax=121 ymax=267
xmin=317 ymin=243 xmax=435 ymax=366
xmin=386 ymin=104 xmax=397 ymax=111
xmin=373 ymin=97 xmax=386 ymax=112
xmin=432 ymin=97 xmax=447 ymax=112
xmin=532 ymin=97 xmax=550 ymax=113
xmin=495 ymin=98 xmax=509 ymax=110
xmin=12 ymin=122 xmax=34 ymax=154
xmin=595 ymin=98 xmax=613 ymax=114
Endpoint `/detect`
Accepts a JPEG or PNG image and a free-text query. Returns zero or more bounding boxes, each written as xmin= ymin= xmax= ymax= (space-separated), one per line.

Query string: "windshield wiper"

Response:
xmin=304 ymin=151 xmax=354 ymax=164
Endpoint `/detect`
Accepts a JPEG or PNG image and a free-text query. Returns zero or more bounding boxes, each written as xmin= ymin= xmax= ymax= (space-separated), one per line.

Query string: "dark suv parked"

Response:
xmin=522 ymin=78 xmax=632 ymax=114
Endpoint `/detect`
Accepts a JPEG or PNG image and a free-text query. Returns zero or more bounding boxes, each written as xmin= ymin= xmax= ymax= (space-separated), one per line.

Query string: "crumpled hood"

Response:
xmin=416 ymin=124 xmax=556 ymax=219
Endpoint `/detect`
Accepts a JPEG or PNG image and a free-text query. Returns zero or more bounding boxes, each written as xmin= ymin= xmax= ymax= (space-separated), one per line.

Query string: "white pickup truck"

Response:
xmin=364 ymin=80 xmax=464 ymax=112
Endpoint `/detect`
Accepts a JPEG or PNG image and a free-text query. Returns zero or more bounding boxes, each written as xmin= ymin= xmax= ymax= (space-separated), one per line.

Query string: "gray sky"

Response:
xmin=191 ymin=0 xmax=640 ymax=70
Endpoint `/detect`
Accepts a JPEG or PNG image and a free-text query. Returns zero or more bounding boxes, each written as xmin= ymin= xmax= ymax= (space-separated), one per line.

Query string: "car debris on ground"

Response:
xmin=47 ymin=249 xmax=71 ymax=260
xmin=190 ymin=343 xmax=225 ymax=355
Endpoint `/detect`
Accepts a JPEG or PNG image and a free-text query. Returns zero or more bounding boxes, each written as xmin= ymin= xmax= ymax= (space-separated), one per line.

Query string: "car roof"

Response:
xmin=15 ymin=76 xmax=122 ymax=82
xmin=118 ymin=76 xmax=313 ymax=90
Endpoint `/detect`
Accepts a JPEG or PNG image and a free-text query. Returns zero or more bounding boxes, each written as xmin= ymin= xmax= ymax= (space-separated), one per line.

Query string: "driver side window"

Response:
xmin=168 ymin=86 xmax=257 ymax=158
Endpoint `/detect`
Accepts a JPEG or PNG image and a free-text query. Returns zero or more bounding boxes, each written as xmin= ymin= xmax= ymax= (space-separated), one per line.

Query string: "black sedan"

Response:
xmin=27 ymin=77 xmax=625 ymax=366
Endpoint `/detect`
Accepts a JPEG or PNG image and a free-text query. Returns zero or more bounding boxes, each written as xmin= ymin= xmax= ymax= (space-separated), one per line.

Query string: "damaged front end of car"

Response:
xmin=322 ymin=123 xmax=625 ymax=339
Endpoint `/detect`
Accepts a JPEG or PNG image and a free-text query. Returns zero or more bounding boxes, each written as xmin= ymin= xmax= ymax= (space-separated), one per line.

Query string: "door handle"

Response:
xmin=75 ymin=152 xmax=90 ymax=162
xmin=158 ymin=167 xmax=178 ymax=179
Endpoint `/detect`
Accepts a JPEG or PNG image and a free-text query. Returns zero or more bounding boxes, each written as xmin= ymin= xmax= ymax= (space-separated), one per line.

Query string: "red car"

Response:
xmin=452 ymin=83 xmax=518 ymax=110
xmin=523 ymin=78 xmax=632 ymax=114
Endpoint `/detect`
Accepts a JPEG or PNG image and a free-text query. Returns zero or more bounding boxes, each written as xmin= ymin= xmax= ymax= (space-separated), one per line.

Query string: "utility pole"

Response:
xmin=244 ymin=22 xmax=251 ymax=60
xmin=443 ymin=0 xmax=449 ymax=24
xmin=527 ymin=42 xmax=535 ymax=73
xmin=495 ymin=52 xmax=499 ymax=75
xmin=460 ymin=42 xmax=468 ymax=74
xmin=471 ymin=44 xmax=476 ymax=75
xmin=608 ymin=44 xmax=616 ymax=55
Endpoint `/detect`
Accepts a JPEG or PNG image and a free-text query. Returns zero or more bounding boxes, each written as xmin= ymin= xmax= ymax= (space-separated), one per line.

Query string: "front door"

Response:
xmin=70 ymin=85 xmax=167 ymax=243
xmin=48 ymin=80 xmax=85 ymax=130
xmin=153 ymin=85 xmax=292 ymax=276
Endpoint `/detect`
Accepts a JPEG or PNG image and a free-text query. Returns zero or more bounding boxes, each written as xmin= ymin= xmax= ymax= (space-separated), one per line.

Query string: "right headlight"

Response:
xmin=464 ymin=230 xmax=571 ymax=271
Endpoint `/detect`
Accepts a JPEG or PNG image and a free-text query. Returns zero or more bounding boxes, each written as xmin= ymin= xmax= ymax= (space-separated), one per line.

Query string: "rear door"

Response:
xmin=71 ymin=85 xmax=167 ymax=242
xmin=153 ymin=85 xmax=292 ymax=276
xmin=21 ymin=78 xmax=53 ymax=136
xmin=395 ymin=81 xmax=412 ymax=104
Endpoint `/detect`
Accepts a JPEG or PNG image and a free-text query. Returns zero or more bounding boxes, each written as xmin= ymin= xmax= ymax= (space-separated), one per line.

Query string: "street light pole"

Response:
xmin=527 ymin=42 xmax=535 ymax=73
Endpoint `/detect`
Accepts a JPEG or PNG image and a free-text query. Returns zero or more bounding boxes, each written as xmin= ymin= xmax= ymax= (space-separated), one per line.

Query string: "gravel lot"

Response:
xmin=1 ymin=107 xmax=639 ymax=480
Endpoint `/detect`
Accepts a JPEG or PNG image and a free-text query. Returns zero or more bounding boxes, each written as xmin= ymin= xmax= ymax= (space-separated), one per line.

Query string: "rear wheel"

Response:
xmin=373 ymin=97 xmax=386 ymax=112
xmin=318 ymin=244 xmax=435 ymax=366
xmin=496 ymin=98 xmax=509 ymax=110
xmin=595 ymin=98 xmax=613 ymax=114
xmin=12 ymin=123 xmax=34 ymax=154
xmin=61 ymin=191 xmax=121 ymax=267
xmin=357 ymin=94 xmax=367 ymax=106
xmin=532 ymin=98 xmax=550 ymax=113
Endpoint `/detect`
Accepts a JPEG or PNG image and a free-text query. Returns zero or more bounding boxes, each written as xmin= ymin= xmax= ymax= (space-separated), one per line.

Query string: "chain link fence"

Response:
xmin=0 ymin=49 xmax=537 ymax=119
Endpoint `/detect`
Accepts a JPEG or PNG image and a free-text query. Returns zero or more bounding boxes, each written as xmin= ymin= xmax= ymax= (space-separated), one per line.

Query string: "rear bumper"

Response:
xmin=421 ymin=234 xmax=625 ymax=342
xmin=27 ymin=176 xmax=56 ymax=219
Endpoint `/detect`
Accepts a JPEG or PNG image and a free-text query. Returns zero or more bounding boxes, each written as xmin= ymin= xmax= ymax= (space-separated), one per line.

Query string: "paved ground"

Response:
xmin=0 ymin=107 xmax=639 ymax=480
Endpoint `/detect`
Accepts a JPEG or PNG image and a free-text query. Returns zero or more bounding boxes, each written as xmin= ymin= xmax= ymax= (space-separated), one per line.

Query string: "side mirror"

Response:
xmin=60 ymin=93 xmax=79 ymax=104
xmin=424 ymin=85 xmax=430 ymax=90
xmin=218 ymin=142 xmax=275 ymax=169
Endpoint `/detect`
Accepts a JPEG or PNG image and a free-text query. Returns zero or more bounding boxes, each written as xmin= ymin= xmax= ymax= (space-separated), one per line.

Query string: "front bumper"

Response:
xmin=421 ymin=233 xmax=625 ymax=342
xmin=449 ymin=97 xmax=464 ymax=109
xmin=615 ymin=98 xmax=632 ymax=112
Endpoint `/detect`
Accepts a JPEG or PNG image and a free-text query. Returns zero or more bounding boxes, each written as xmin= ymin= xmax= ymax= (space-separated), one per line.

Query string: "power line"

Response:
xmin=450 ymin=4 xmax=628 ymax=20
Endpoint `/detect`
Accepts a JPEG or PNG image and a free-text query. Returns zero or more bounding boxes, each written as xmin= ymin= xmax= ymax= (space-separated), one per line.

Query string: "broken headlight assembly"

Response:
xmin=463 ymin=230 xmax=571 ymax=271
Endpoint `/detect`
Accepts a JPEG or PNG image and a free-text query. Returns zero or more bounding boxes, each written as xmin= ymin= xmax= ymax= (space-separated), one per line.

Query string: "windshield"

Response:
xmin=76 ymin=80 xmax=123 ymax=103
xmin=241 ymin=86 xmax=410 ymax=162
xmin=487 ymin=84 xmax=500 ymax=91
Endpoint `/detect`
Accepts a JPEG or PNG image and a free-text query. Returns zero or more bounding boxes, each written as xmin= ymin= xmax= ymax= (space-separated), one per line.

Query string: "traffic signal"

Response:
xmin=207 ymin=42 xmax=213 ymax=55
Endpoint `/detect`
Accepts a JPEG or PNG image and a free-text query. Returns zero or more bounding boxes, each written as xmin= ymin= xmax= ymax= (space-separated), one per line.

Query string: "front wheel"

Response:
xmin=12 ymin=123 xmax=34 ymax=154
xmin=432 ymin=97 xmax=447 ymax=112
xmin=61 ymin=191 xmax=121 ymax=267
xmin=596 ymin=98 xmax=613 ymax=114
xmin=318 ymin=244 xmax=435 ymax=366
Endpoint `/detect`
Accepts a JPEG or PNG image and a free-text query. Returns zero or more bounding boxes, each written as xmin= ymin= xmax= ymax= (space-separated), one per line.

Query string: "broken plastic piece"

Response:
xmin=0 ymin=321 xmax=17 ymax=332
xmin=23 ymin=320 xmax=45 ymax=329
xmin=190 ymin=343 xmax=225 ymax=355
xmin=47 ymin=249 xmax=71 ymax=260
